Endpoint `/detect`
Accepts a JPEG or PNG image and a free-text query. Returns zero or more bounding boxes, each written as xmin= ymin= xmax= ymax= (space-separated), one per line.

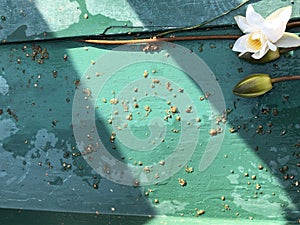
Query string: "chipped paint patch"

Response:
xmin=277 ymin=155 xmax=290 ymax=166
xmin=233 ymin=191 xmax=284 ymax=218
xmin=237 ymin=166 xmax=244 ymax=173
xmin=153 ymin=200 xmax=188 ymax=214
xmin=0 ymin=0 xmax=81 ymax=39
xmin=0 ymin=171 xmax=7 ymax=178
xmin=32 ymin=129 xmax=58 ymax=149
xmin=268 ymin=146 xmax=278 ymax=152
xmin=86 ymin=0 xmax=144 ymax=26
xmin=34 ymin=0 xmax=81 ymax=32
xmin=226 ymin=174 xmax=239 ymax=184
xmin=0 ymin=119 xmax=19 ymax=141
xmin=0 ymin=76 xmax=9 ymax=95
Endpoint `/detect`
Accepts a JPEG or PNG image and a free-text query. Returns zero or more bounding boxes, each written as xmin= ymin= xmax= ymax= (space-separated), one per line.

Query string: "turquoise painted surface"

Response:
xmin=0 ymin=1 xmax=299 ymax=225
xmin=0 ymin=38 xmax=299 ymax=224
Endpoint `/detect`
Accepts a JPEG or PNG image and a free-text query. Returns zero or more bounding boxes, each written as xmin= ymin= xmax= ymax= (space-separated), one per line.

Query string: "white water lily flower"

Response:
xmin=232 ymin=5 xmax=300 ymax=59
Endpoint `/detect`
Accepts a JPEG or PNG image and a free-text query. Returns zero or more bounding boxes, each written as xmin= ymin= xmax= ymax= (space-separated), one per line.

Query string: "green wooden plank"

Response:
xmin=0 ymin=38 xmax=299 ymax=223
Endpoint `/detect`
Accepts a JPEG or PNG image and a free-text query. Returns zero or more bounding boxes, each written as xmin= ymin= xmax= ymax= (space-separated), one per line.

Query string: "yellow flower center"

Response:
xmin=247 ymin=33 xmax=263 ymax=51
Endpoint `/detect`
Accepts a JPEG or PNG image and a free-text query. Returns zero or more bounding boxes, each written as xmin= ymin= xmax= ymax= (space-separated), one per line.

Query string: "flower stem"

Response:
xmin=155 ymin=0 xmax=250 ymax=37
xmin=79 ymin=19 xmax=300 ymax=45
xmin=287 ymin=21 xmax=300 ymax=29
xmin=80 ymin=35 xmax=240 ymax=45
xmin=271 ymin=76 xmax=300 ymax=83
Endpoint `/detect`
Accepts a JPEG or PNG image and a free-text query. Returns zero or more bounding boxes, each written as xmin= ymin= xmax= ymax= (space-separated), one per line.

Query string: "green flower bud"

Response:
xmin=239 ymin=49 xmax=281 ymax=64
xmin=233 ymin=74 xmax=273 ymax=98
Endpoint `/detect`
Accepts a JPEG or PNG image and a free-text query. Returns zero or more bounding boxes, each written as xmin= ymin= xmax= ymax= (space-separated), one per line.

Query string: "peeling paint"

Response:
xmin=86 ymin=0 xmax=143 ymax=26
xmin=277 ymin=155 xmax=290 ymax=166
xmin=0 ymin=119 xmax=18 ymax=141
xmin=226 ymin=174 xmax=239 ymax=184
xmin=233 ymin=191 xmax=285 ymax=218
xmin=0 ymin=76 xmax=9 ymax=95
xmin=153 ymin=200 xmax=188 ymax=214
xmin=33 ymin=129 xmax=58 ymax=149
xmin=34 ymin=0 xmax=81 ymax=32
xmin=0 ymin=0 xmax=81 ymax=39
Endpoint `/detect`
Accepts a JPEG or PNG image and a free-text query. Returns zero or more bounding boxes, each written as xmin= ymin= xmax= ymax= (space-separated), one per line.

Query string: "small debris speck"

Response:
xmin=255 ymin=183 xmax=261 ymax=190
xmin=159 ymin=160 xmax=165 ymax=166
xmin=185 ymin=165 xmax=194 ymax=173
xmin=52 ymin=70 xmax=58 ymax=78
xmin=224 ymin=204 xmax=230 ymax=210
xmin=209 ymin=129 xmax=217 ymax=136
xmin=196 ymin=209 xmax=205 ymax=216
xmin=143 ymin=70 xmax=149 ymax=78
xmin=178 ymin=178 xmax=187 ymax=186
xmin=144 ymin=105 xmax=151 ymax=112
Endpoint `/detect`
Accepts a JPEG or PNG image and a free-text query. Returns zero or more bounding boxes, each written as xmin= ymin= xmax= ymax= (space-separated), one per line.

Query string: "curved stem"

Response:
xmin=79 ymin=20 xmax=300 ymax=45
xmin=155 ymin=0 xmax=250 ymax=37
xmin=287 ymin=21 xmax=300 ymax=29
xmin=271 ymin=76 xmax=300 ymax=83
xmin=79 ymin=34 xmax=240 ymax=45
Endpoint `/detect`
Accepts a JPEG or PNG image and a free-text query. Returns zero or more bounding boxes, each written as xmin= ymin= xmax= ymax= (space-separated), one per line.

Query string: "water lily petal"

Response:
xmin=252 ymin=42 xmax=269 ymax=59
xmin=245 ymin=5 xmax=265 ymax=28
xmin=261 ymin=20 xmax=285 ymax=43
xmin=251 ymin=32 xmax=261 ymax=40
xmin=275 ymin=32 xmax=300 ymax=47
xmin=232 ymin=34 xmax=252 ymax=53
xmin=267 ymin=41 xmax=277 ymax=51
xmin=262 ymin=6 xmax=291 ymax=42
xmin=266 ymin=6 xmax=291 ymax=23
xmin=234 ymin=15 xmax=252 ymax=33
